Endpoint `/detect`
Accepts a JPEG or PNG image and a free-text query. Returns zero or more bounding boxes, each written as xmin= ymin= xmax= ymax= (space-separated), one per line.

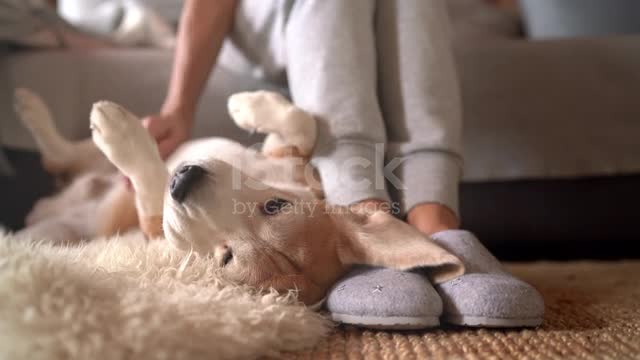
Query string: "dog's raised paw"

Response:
xmin=228 ymin=91 xmax=316 ymax=156
xmin=14 ymin=88 xmax=54 ymax=131
xmin=91 ymin=102 xmax=131 ymax=135
xmin=228 ymin=91 xmax=292 ymax=133
xmin=91 ymin=101 xmax=160 ymax=176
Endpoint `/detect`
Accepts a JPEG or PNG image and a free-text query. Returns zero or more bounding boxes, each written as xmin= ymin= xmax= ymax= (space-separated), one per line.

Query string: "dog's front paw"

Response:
xmin=90 ymin=101 xmax=161 ymax=176
xmin=228 ymin=91 xmax=316 ymax=156
xmin=14 ymin=88 xmax=54 ymax=132
xmin=228 ymin=91 xmax=292 ymax=133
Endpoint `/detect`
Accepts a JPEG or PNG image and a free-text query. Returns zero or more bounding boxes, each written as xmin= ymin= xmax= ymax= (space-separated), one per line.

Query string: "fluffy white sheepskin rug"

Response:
xmin=0 ymin=231 xmax=330 ymax=360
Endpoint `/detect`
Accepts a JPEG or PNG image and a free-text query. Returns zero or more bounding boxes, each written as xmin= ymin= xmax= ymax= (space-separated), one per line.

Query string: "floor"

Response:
xmin=287 ymin=261 xmax=640 ymax=359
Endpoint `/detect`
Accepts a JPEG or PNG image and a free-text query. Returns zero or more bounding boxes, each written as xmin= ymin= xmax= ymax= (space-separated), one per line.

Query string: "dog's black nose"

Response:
xmin=170 ymin=165 xmax=205 ymax=203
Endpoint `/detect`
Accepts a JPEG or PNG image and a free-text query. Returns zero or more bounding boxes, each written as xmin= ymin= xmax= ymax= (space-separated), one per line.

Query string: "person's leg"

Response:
xmin=285 ymin=0 xmax=390 ymax=207
xmin=284 ymin=0 xmax=442 ymax=330
xmin=375 ymin=0 xmax=543 ymax=327
xmin=375 ymin=0 xmax=463 ymax=225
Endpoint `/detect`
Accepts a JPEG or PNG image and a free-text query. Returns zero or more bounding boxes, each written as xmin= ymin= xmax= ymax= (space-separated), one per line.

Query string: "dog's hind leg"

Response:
xmin=90 ymin=101 xmax=168 ymax=238
xmin=14 ymin=217 xmax=82 ymax=245
xmin=14 ymin=88 xmax=101 ymax=174
xmin=228 ymin=91 xmax=317 ymax=157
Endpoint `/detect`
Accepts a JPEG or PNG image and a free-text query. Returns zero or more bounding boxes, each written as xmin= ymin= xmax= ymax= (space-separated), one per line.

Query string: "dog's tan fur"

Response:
xmin=14 ymin=89 xmax=464 ymax=305
xmin=95 ymin=186 xmax=139 ymax=237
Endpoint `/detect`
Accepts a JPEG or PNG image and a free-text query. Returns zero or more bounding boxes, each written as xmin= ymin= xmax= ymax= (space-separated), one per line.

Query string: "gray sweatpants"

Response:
xmin=227 ymin=0 xmax=463 ymax=216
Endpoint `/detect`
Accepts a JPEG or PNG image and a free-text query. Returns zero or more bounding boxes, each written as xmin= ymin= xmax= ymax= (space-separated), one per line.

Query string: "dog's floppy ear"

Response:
xmin=333 ymin=208 xmax=465 ymax=284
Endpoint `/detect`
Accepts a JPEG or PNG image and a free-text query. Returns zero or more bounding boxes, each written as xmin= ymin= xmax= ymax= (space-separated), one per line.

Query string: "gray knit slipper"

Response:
xmin=430 ymin=230 xmax=544 ymax=327
xmin=325 ymin=266 xmax=442 ymax=330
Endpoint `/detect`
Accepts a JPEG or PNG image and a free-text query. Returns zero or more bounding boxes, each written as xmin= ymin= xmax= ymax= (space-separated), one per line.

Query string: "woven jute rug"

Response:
xmin=287 ymin=261 xmax=640 ymax=359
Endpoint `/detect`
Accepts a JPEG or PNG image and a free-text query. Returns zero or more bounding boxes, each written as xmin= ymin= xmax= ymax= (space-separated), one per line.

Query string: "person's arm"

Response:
xmin=143 ymin=0 xmax=238 ymax=158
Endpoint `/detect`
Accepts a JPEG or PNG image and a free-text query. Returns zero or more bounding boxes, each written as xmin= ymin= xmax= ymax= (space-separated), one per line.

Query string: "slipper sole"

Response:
xmin=330 ymin=313 xmax=440 ymax=330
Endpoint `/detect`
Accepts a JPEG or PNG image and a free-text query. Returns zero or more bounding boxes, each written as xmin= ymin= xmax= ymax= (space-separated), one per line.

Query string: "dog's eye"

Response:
xmin=222 ymin=248 xmax=233 ymax=266
xmin=262 ymin=198 xmax=290 ymax=215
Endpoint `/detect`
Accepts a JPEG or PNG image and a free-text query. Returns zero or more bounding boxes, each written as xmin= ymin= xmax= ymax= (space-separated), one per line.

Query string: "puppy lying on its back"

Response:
xmin=14 ymin=89 xmax=464 ymax=305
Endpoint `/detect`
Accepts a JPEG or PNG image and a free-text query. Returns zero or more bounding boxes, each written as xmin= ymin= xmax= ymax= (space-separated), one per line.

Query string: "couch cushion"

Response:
xmin=0 ymin=49 xmax=281 ymax=150
xmin=457 ymin=35 xmax=640 ymax=181
xmin=520 ymin=0 xmax=640 ymax=39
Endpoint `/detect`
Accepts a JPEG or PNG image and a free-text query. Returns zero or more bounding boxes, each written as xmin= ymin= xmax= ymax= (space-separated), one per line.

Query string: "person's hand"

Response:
xmin=141 ymin=110 xmax=194 ymax=159
xmin=407 ymin=203 xmax=459 ymax=236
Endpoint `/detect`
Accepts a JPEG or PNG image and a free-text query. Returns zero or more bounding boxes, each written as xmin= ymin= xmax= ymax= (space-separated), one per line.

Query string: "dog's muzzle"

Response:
xmin=170 ymin=164 xmax=205 ymax=203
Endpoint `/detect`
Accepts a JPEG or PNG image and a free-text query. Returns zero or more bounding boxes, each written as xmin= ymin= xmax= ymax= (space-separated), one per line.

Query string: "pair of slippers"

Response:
xmin=325 ymin=230 xmax=544 ymax=329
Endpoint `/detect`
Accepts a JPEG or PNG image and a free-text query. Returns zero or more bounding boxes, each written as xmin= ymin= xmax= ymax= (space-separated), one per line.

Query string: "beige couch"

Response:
xmin=3 ymin=34 xmax=640 ymax=182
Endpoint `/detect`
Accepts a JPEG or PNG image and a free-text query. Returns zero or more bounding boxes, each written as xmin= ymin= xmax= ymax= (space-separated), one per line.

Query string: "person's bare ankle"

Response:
xmin=407 ymin=203 xmax=459 ymax=236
